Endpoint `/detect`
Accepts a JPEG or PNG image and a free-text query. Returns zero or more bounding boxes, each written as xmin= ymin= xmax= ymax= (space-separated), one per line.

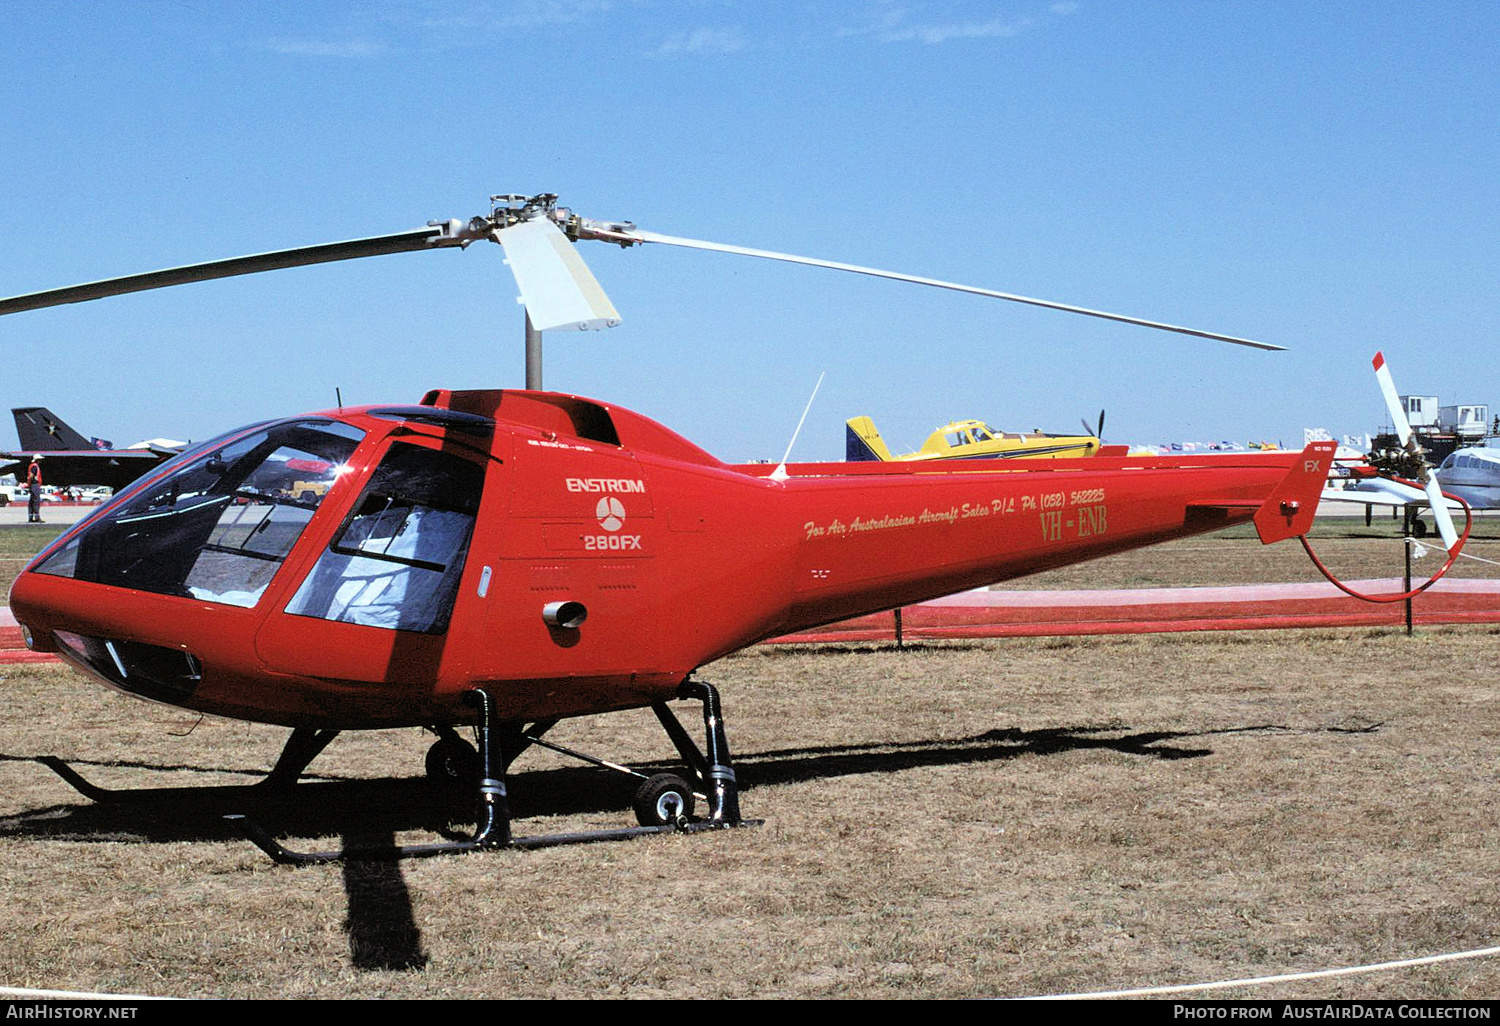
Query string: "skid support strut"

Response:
xmin=230 ymin=679 xmax=757 ymax=864
xmin=468 ymin=688 xmax=511 ymax=848
xmin=659 ymin=679 xmax=742 ymax=825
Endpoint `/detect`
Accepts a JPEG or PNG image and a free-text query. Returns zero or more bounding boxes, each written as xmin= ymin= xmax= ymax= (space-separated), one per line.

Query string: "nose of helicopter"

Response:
xmin=7 ymin=416 xmax=370 ymax=710
xmin=8 ymin=406 xmax=497 ymax=727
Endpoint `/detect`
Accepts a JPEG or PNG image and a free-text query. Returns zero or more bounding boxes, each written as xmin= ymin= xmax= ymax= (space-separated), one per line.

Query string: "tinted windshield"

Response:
xmin=35 ymin=419 xmax=365 ymax=608
xmin=285 ymin=441 xmax=483 ymax=633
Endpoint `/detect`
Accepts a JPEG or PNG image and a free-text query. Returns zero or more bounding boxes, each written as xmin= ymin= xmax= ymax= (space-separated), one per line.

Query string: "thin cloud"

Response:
xmin=257 ymin=37 xmax=393 ymax=58
xmin=650 ymin=26 xmax=747 ymax=57
xmin=880 ymin=18 xmax=1024 ymax=44
xmin=840 ymin=1 xmax=1077 ymax=45
xmin=252 ymin=2 xmax=622 ymax=59
xmin=412 ymin=0 xmax=618 ymax=32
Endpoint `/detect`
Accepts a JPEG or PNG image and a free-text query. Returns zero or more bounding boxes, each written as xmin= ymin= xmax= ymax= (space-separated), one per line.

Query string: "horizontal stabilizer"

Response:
xmin=0 ymin=449 xmax=165 ymax=489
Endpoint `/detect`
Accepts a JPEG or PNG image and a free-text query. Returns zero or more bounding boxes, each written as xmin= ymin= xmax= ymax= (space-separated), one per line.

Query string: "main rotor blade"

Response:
xmin=0 ymin=225 xmax=454 ymax=316
xmin=615 ymin=229 xmax=1284 ymax=351
xmin=495 ymin=218 xmax=621 ymax=332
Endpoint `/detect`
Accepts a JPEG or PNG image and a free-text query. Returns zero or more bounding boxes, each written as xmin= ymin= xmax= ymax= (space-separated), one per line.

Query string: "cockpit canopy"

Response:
xmin=31 ymin=414 xmax=485 ymax=634
xmin=35 ymin=419 xmax=364 ymax=607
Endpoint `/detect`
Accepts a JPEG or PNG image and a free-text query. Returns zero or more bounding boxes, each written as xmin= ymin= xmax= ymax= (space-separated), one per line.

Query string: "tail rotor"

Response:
xmin=1372 ymin=351 xmax=1460 ymax=554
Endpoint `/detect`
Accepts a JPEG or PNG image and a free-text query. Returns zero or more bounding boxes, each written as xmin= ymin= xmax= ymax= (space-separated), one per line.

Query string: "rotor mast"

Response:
xmin=485 ymin=193 xmax=628 ymax=390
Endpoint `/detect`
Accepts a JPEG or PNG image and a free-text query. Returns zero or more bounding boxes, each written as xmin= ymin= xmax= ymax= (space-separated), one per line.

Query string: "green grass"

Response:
xmin=0 ymin=525 xmax=66 ymax=556
xmin=0 ymin=525 xmax=66 ymax=598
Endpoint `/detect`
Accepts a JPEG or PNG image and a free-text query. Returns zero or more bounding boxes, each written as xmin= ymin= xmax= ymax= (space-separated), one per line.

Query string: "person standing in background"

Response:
xmin=26 ymin=460 xmax=43 ymax=523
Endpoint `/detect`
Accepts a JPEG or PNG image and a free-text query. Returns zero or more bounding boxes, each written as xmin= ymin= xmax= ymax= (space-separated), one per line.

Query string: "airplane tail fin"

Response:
xmin=845 ymin=416 xmax=897 ymax=461
xmin=12 ymin=408 xmax=95 ymax=451
xmin=1253 ymin=440 xmax=1338 ymax=544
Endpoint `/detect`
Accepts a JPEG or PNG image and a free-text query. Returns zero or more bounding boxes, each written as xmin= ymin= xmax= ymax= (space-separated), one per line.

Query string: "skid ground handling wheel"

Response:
xmin=40 ymin=680 xmax=757 ymax=861
xmin=633 ymin=773 xmax=697 ymax=828
xmin=226 ymin=678 xmax=758 ymax=863
xmin=38 ymin=678 xmax=758 ymax=863
xmin=424 ymin=730 xmax=480 ymax=788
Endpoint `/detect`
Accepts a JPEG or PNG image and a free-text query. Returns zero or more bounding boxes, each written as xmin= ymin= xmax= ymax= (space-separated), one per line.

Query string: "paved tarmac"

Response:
xmin=0 ymin=504 xmax=96 ymax=526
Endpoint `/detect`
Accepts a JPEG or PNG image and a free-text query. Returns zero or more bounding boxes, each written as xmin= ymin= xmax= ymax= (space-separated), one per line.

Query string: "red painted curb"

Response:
xmin=770 ymin=578 xmax=1500 ymax=643
xmin=2 ymin=577 xmax=1496 ymax=661
xmin=0 ymin=626 xmax=57 ymax=663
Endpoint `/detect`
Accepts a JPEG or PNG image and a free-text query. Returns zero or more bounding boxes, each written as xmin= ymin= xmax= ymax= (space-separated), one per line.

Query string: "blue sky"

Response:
xmin=2 ymin=1 xmax=1496 ymax=461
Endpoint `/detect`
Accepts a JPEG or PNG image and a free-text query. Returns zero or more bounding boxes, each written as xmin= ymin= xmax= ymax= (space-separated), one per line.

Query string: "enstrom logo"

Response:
xmin=596 ymin=497 xmax=626 ymax=532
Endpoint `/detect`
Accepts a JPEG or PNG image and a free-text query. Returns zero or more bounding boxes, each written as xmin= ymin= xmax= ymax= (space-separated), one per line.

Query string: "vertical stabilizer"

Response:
xmin=1253 ymin=441 xmax=1337 ymax=543
xmin=13 ymin=408 xmax=95 ymax=451
xmin=845 ymin=416 xmax=896 ymax=461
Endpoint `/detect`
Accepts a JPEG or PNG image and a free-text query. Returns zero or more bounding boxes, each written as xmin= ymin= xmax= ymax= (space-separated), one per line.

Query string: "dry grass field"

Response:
xmin=2 ymin=519 xmax=1500 ymax=1000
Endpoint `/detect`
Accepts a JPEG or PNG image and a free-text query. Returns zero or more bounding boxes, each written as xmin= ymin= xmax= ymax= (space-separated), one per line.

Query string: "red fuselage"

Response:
xmin=10 ymin=390 xmax=1327 ymax=730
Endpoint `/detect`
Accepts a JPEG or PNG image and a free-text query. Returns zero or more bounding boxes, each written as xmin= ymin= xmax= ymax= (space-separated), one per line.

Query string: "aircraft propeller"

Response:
xmin=1372 ymin=351 xmax=1460 ymax=553
xmin=0 ymin=192 xmax=1285 ymax=390
xmin=1080 ymin=409 xmax=1106 ymax=441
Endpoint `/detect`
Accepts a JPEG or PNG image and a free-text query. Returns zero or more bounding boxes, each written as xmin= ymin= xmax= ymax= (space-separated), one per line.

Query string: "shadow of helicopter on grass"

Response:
xmin=0 ymin=715 xmax=1368 ymax=846
xmin=0 ymin=718 xmax=1377 ymax=974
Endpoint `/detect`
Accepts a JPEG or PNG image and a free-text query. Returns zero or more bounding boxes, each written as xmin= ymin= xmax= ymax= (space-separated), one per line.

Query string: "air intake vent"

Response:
xmin=53 ymin=631 xmax=201 ymax=704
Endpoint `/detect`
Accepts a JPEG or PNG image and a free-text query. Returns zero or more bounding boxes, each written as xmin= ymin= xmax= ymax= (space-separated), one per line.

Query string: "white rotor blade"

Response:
xmin=1372 ymin=351 xmax=1413 ymax=446
xmin=1422 ymin=475 xmax=1461 ymax=553
xmin=614 ymin=229 xmax=1283 ymax=351
xmin=496 ymin=218 xmax=621 ymax=332
xmin=1372 ymin=351 xmax=1459 ymax=552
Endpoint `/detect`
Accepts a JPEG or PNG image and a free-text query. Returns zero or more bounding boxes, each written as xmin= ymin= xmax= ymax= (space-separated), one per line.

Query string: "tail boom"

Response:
xmin=769 ymin=448 xmax=1320 ymax=636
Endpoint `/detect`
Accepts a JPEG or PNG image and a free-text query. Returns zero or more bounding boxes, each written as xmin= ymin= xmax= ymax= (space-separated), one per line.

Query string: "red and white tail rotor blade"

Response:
xmin=1372 ymin=351 xmax=1460 ymax=553
xmin=1373 ymin=352 xmax=1414 ymax=445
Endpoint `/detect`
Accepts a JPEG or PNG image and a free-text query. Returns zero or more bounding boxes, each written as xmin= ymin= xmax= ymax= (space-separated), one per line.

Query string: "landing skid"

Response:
xmin=228 ymin=813 xmax=735 ymax=864
xmin=41 ymin=679 xmax=759 ymax=862
xmin=234 ymin=678 xmax=759 ymax=863
xmin=35 ymin=726 xmax=341 ymax=803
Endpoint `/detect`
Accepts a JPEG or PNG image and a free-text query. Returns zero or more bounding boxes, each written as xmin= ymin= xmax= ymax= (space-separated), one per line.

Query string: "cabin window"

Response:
xmin=284 ymin=442 xmax=483 ymax=634
xmin=33 ymin=420 xmax=364 ymax=608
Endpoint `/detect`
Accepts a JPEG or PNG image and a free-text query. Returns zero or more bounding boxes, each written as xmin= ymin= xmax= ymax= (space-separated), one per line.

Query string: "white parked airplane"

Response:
xmin=1432 ymin=445 xmax=1500 ymax=509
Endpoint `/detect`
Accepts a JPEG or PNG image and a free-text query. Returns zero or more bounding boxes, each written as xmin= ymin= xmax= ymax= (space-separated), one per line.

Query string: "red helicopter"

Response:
xmin=0 ymin=194 xmax=1335 ymax=861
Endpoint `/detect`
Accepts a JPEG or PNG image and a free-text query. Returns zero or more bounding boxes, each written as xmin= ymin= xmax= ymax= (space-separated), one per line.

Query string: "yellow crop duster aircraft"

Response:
xmin=846 ymin=416 xmax=1120 ymax=462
